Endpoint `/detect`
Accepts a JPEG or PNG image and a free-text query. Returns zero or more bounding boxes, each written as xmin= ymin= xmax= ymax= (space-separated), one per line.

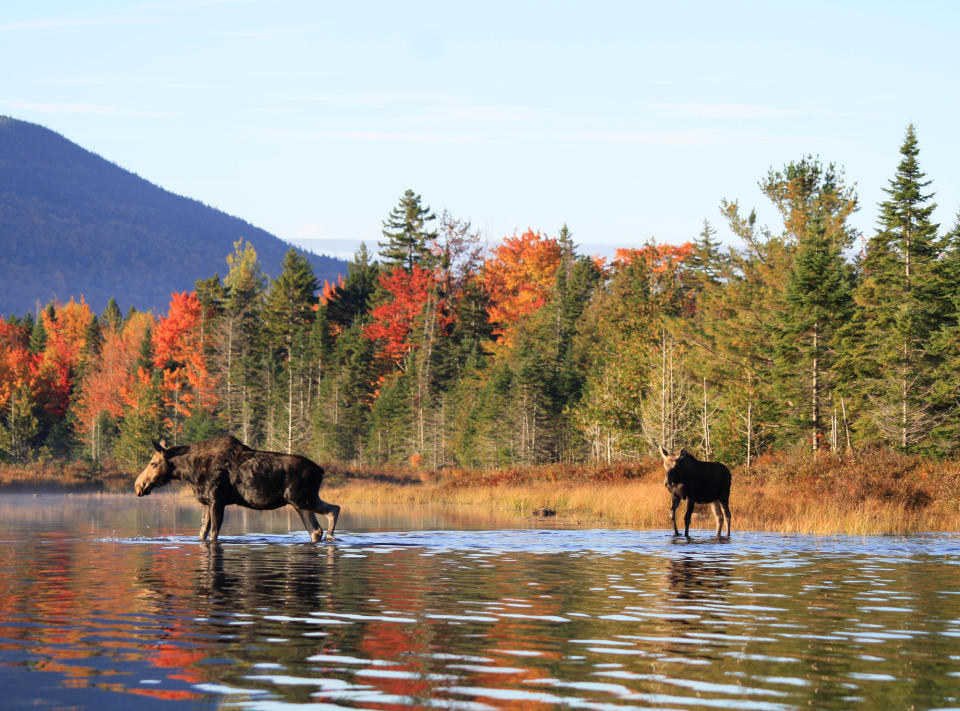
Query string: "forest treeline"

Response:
xmin=2 ymin=125 xmax=959 ymax=472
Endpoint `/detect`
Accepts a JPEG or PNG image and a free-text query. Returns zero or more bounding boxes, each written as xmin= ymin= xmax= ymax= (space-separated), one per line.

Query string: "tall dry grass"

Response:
xmin=324 ymin=449 xmax=960 ymax=534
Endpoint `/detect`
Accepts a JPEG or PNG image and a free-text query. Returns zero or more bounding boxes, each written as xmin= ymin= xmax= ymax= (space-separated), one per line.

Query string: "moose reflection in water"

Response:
xmin=659 ymin=445 xmax=732 ymax=538
xmin=134 ymin=435 xmax=340 ymax=543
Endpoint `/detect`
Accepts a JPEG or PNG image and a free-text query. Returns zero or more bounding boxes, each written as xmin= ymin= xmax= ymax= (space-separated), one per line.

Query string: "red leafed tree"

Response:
xmin=484 ymin=229 xmax=562 ymax=341
xmin=363 ymin=265 xmax=435 ymax=367
xmin=153 ymin=291 xmax=217 ymax=436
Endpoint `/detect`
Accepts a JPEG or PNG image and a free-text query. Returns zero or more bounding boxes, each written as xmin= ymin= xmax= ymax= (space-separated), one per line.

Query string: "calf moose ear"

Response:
xmin=658 ymin=444 xmax=670 ymax=458
xmin=679 ymin=447 xmax=689 ymax=456
xmin=152 ymin=439 xmax=167 ymax=454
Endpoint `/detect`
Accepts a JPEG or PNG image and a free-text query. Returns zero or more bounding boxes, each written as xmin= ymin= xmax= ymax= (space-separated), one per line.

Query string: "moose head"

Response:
xmin=134 ymin=439 xmax=173 ymax=496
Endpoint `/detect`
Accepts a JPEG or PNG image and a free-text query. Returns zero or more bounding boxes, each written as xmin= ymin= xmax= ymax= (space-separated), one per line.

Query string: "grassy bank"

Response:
xmin=322 ymin=449 xmax=960 ymax=535
xmin=0 ymin=460 xmax=131 ymax=493
xmin=2 ymin=449 xmax=959 ymax=534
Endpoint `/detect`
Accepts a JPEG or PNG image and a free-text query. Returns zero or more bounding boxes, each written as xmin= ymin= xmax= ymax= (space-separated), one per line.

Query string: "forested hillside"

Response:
xmin=0 ymin=116 xmax=345 ymax=315
xmin=2 ymin=125 xmax=959 ymax=472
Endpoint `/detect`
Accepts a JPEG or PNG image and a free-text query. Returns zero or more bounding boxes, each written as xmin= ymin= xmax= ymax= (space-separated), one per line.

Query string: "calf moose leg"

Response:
xmin=670 ymin=495 xmax=681 ymax=536
xmin=711 ymin=501 xmax=723 ymax=537
xmin=683 ymin=498 xmax=695 ymax=538
xmin=208 ymin=502 xmax=225 ymax=541
xmin=721 ymin=500 xmax=732 ymax=537
xmin=295 ymin=507 xmax=324 ymax=543
xmin=199 ymin=506 xmax=211 ymax=541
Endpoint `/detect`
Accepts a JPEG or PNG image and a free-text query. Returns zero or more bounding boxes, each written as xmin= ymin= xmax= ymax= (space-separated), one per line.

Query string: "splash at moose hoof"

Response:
xmin=134 ymin=435 xmax=340 ymax=543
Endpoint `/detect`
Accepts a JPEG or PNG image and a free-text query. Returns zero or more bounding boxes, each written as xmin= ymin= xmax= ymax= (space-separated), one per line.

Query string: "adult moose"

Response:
xmin=659 ymin=445 xmax=731 ymax=538
xmin=134 ymin=435 xmax=340 ymax=543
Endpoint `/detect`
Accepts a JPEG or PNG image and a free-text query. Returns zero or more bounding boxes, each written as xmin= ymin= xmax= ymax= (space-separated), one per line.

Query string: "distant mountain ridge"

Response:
xmin=0 ymin=116 xmax=347 ymax=316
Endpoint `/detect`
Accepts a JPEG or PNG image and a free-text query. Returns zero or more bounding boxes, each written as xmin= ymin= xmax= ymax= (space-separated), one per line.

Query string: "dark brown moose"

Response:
xmin=659 ymin=445 xmax=731 ymax=538
xmin=134 ymin=435 xmax=340 ymax=543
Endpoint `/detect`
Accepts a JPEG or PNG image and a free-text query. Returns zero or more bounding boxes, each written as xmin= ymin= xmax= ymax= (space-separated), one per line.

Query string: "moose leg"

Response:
xmin=712 ymin=501 xmax=722 ymax=537
xmin=721 ymin=500 xmax=732 ymax=537
xmin=670 ymin=495 xmax=681 ymax=536
xmin=198 ymin=505 xmax=211 ymax=541
xmin=309 ymin=499 xmax=341 ymax=542
xmin=295 ymin=507 xmax=324 ymax=543
xmin=683 ymin=498 xmax=695 ymax=538
xmin=208 ymin=502 xmax=225 ymax=541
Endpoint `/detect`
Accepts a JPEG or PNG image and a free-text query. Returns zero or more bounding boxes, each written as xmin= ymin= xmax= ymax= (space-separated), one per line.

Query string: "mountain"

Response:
xmin=0 ymin=116 xmax=347 ymax=316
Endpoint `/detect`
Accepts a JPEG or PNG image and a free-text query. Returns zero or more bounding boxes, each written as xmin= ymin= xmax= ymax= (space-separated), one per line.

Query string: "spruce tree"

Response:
xmin=838 ymin=125 xmax=942 ymax=449
xmin=379 ymin=189 xmax=437 ymax=272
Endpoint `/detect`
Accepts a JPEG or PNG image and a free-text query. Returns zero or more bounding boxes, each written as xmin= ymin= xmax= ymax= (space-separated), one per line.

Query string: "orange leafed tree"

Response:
xmin=484 ymin=229 xmax=562 ymax=341
xmin=33 ymin=298 xmax=94 ymax=419
xmin=0 ymin=320 xmax=32 ymax=414
xmin=612 ymin=242 xmax=694 ymax=273
xmin=74 ymin=311 xmax=153 ymax=441
xmin=153 ymin=291 xmax=217 ymax=434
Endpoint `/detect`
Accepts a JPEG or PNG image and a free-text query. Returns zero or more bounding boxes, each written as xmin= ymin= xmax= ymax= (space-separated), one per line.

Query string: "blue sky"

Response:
xmin=2 ymin=0 xmax=958 ymax=261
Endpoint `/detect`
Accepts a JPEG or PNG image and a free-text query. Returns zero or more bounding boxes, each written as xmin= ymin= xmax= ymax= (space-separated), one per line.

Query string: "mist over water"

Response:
xmin=1 ymin=494 xmax=958 ymax=710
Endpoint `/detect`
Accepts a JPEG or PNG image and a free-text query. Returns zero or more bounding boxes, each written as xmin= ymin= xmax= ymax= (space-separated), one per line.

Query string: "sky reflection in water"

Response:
xmin=0 ymin=494 xmax=958 ymax=710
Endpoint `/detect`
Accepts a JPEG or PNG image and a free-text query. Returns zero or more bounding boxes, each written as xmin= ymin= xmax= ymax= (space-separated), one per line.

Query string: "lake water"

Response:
xmin=1 ymin=493 xmax=958 ymax=710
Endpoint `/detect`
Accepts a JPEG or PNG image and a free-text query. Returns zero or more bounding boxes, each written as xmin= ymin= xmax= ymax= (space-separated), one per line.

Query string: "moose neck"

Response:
xmin=168 ymin=449 xmax=202 ymax=487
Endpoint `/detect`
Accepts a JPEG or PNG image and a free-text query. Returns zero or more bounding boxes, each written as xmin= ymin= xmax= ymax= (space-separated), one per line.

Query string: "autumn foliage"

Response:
xmin=153 ymin=291 xmax=216 ymax=433
xmin=483 ymin=229 xmax=562 ymax=341
xmin=363 ymin=265 xmax=437 ymax=366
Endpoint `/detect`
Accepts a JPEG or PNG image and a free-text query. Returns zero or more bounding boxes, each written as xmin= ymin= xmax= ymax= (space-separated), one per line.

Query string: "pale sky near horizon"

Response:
xmin=2 ymin=0 xmax=958 ymax=262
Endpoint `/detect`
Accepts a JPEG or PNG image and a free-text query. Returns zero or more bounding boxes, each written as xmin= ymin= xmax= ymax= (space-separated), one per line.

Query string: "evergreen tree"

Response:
xmin=379 ymin=189 xmax=437 ymax=272
xmin=101 ymin=297 xmax=122 ymax=333
xmin=325 ymin=243 xmax=380 ymax=329
xmin=778 ymin=210 xmax=853 ymax=451
xmin=839 ymin=125 xmax=943 ymax=449
xmin=28 ymin=314 xmax=47 ymax=355
xmin=262 ymin=248 xmax=319 ymax=453
xmin=217 ymin=241 xmax=267 ymax=444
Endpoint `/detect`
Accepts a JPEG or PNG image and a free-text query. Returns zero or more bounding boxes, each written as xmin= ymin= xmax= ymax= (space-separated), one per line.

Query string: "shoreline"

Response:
xmin=3 ymin=449 xmax=959 ymax=535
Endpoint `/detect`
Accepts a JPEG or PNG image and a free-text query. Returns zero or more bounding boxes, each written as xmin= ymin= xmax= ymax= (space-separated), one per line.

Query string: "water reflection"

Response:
xmin=0 ymin=494 xmax=958 ymax=710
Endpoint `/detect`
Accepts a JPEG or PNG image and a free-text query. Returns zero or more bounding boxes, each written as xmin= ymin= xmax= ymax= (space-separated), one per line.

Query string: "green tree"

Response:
xmin=839 ymin=125 xmax=943 ymax=449
xmin=778 ymin=210 xmax=853 ymax=451
xmin=101 ymin=297 xmax=122 ymax=333
xmin=379 ymin=189 xmax=437 ymax=272
xmin=215 ymin=241 xmax=267 ymax=444
xmin=262 ymin=248 xmax=318 ymax=453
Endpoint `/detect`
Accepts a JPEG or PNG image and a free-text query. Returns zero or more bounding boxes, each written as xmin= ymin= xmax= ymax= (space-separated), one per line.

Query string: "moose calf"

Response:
xmin=659 ymin=445 xmax=731 ymax=538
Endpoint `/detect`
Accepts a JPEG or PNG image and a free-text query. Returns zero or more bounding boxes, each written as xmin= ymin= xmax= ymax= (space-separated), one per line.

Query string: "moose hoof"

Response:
xmin=310 ymin=531 xmax=324 ymax=543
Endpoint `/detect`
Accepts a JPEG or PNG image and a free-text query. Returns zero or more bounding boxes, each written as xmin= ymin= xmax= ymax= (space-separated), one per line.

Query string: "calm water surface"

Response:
xmin=1 ymin=493 xmax=958 ymax=710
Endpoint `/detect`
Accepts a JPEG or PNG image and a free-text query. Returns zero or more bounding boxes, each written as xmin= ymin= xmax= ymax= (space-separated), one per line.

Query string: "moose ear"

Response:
xmin=658 ymin=444 xmax=670 ymax=458
xmin=152 ymin=439 xmax=167 ymax=454
xmin=679 ymin=447 xmax=689 ymax=457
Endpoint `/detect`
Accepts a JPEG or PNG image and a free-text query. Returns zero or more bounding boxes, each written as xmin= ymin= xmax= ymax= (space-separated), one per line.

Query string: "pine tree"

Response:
xmin=379 ymin=189 xmax=437 ymax=272
xmin=778 ymin=210 xmax=852 ymax=451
